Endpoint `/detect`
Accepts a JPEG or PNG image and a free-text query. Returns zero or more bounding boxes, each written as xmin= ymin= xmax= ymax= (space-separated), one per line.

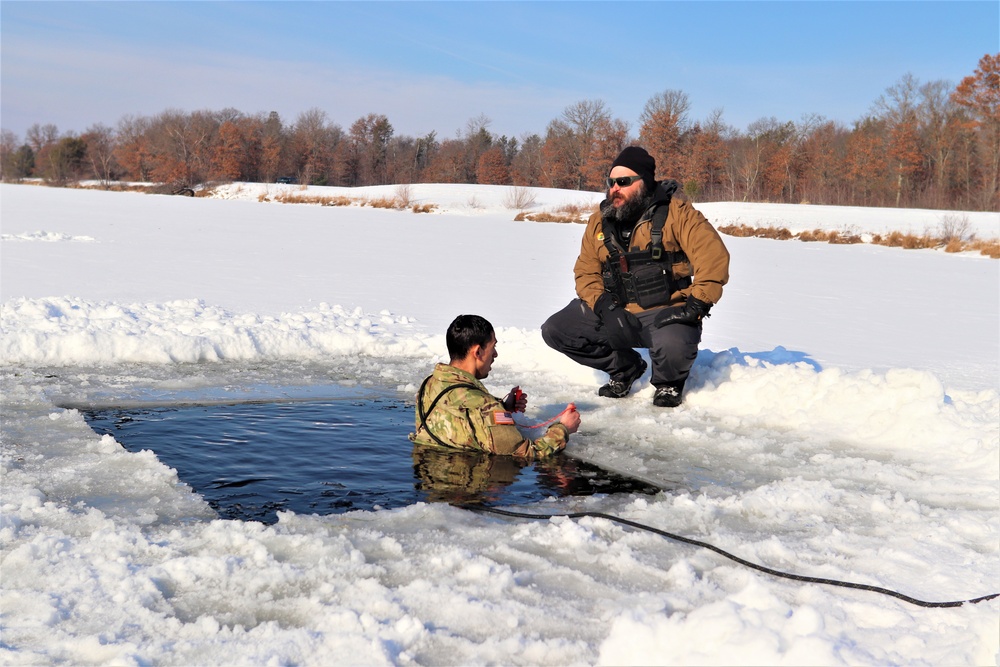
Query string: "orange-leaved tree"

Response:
xmin=476 ymin=146 xmax=510 ymax=185
xmin=638 ymin=89 xmax=690 ymax=180
xmin=951 ymin=53 xmax=1000 ymax=210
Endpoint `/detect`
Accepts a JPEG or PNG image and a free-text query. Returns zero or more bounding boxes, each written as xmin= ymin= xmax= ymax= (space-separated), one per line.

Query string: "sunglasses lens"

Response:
xmin=607 ymin=176 xmax=638 ymax=188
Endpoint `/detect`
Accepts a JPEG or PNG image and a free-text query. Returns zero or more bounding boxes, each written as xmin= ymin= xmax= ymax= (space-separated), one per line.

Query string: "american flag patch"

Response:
xmin=492 ymin=411 xmax=515 ymax=425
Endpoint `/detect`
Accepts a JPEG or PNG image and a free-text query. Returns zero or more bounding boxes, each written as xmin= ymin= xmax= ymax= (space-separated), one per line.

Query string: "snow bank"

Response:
xmin=0 ymin=297 xmax=430 ymax=365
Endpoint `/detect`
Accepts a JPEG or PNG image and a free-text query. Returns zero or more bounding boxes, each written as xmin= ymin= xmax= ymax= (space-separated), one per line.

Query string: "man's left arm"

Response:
xmin=653 ymin=201 xmax=730 ymax=328
xmin=674 ymin=200 xmax=730 ymax=306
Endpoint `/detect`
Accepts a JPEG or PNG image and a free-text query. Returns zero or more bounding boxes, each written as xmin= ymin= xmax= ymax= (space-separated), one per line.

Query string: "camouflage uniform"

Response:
xmin=409 ymin=363 xmax=568 ymax=458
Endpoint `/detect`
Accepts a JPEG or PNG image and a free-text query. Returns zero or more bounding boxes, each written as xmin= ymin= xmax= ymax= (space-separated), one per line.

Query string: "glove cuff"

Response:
xmin=689 ymin=296 xmax=712 ymax=318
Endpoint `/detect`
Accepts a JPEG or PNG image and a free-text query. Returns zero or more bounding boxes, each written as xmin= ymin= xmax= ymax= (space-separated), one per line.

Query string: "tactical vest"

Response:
xmin=600 ymin=185 xmax=691 ymax=309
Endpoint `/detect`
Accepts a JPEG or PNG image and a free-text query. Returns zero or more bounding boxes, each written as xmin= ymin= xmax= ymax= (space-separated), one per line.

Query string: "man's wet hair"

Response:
xmin=447 ymin=314 xmax=494 ymax=360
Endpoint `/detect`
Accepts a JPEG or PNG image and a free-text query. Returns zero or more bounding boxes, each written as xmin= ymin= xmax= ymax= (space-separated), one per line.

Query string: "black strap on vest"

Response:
xmin=415 ymin=375 xmax=484 ymax=449
xmin=648 ymin=199 xmax=669 ymax=260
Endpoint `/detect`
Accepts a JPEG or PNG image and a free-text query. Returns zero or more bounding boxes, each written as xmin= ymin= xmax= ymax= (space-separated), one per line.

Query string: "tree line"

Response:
xmin=2 ymin=54 xmax=996 ymax=212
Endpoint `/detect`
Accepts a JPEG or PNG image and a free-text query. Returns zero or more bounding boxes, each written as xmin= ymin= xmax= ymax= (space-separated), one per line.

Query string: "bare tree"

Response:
xmin=510 ymin=133 xmax=544 ymax=186
xmin=462 ymin=114 xmax=493 ymax=183
xmin=681 ymin=108 xmax=730 ymax=200
xmin=114 ymin=114 xmax=152 ymax=182
xmin=728 ymin=117 xmax=785 ymax=201
xmin=0 ymin=129 xmax=21 ymax=181
xmin=143 ymin=109 xmax=218 ymax=187
xmin=259 ymin=111 xmax=287 ymax=183
xmin=344 ymin=113 xmax=392 ymax=185
xmin=542 ymin=100 xmax=617 ymax=190
xmin=83 ymin=123 xmax=119 ymax=186
xmin=291 ymin=108 xmax=342 ymax=185
xmin=796 ymin=115 xmax=849 ymax=205
xmin=874 ymin=74 xmax=925 ymax=207
xmin=25 ymin=123 xmax=59 ymax=153
xmin=915 ymin=80 xmax=962 ymax=208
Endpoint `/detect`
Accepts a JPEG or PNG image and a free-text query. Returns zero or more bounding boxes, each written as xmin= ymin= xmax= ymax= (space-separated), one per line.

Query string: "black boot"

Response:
xmin=652 ymin=379 xmax=685 ymax=408
xmin=598 ymin=359 xmax=647 ymax=399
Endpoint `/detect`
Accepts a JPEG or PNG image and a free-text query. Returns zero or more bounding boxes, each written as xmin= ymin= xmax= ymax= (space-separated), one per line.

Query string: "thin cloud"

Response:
xmin=1 ymin=33 xmax=577 ymax=139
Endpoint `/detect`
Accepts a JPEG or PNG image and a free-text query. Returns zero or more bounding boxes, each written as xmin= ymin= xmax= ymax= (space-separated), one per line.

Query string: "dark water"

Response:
xmin=83 ymin=394 xmax=658 ymax=524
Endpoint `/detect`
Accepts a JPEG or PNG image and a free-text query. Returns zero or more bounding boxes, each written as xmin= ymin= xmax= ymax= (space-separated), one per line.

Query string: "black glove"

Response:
xmin=653 ymin=296 xmax=712 ymax=328
xmin=502 ymin=387 xmax=523 ymax=412
xmin=594 ymin=294 xmax=642 ymax=349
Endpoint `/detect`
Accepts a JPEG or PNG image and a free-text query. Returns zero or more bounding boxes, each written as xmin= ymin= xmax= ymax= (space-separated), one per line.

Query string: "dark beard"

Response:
xmin=600 ymin=182 xmax=653 ymax=226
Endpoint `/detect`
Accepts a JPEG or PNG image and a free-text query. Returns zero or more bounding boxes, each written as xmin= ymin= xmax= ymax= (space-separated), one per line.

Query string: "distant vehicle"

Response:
xmin=276 ymin=177 xmax=297 ymax=184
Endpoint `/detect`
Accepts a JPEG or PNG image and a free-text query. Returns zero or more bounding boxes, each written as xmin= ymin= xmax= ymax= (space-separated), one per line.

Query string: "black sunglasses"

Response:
xmin=606 ymin=175 xmax=643 ymax=189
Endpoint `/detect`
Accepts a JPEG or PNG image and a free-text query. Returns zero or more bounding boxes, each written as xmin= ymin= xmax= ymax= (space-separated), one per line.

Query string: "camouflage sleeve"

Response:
xmin=468 ymin=398 xmax=569 ymax=459
xmin=530 ymin=423 xmax=569 ymax=458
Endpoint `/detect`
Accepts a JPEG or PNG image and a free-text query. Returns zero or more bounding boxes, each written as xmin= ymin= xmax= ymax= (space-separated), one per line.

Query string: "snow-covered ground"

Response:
xmin=1 ymin=182 xmax=997 ymax=665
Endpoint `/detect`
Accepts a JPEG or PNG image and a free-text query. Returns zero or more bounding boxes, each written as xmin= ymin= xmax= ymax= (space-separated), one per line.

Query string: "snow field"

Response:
xmin=1 ymin=183 xmax=997 ymax=665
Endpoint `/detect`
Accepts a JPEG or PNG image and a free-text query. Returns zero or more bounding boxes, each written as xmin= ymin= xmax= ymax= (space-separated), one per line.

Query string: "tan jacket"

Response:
xmin=574 ymin=196 xmax=730 ymax=314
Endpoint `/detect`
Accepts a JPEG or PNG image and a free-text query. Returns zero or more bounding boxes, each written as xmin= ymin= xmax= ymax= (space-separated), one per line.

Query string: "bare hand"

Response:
xmin=559 ymin=405 xmax=581 ymax=434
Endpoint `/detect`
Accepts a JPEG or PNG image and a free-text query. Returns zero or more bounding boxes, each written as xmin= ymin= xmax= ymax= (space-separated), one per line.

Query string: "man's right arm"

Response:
xmin=422 ymin=383 xmax=577 ymax=459
xmin=530 ymin=423 xmax=570 ymax=458
xmin=573 ymin=211 xmax=606 ymax=309
xmin=469 ymin=401 xmax=576 ymax=459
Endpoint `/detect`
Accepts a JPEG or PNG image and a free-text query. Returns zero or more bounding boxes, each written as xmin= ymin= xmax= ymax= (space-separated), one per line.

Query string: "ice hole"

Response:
xmin=82 ymin=387 xmax=658 ymax=524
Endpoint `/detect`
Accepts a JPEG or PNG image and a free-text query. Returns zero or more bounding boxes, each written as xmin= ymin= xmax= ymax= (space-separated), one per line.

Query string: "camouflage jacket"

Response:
xmin=408 ymin=363 xmax=568 ymax=458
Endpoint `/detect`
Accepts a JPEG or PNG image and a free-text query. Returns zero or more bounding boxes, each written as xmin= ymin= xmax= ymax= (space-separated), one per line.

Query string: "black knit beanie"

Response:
xmin=611 ymin=146 xmax=657 ymax=191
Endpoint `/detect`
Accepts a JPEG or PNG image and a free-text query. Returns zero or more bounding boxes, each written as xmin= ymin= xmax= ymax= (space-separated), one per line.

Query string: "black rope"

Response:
xmin=460 ymin=505 xmax=999 ymax=609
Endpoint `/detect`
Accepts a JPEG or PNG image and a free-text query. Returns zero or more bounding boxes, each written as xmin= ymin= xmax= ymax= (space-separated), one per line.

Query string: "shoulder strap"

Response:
xmin=649 ymin=181 xmax=677 ymax=260
xmin=600 ymin=214 xmax=624 ymax=259
xmin=416 ymin=376 xmax=488 ymax=449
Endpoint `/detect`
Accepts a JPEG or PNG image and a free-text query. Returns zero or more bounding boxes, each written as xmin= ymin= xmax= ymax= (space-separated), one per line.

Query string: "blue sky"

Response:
xmin=2 ymin=1 xmax=997 ymax=141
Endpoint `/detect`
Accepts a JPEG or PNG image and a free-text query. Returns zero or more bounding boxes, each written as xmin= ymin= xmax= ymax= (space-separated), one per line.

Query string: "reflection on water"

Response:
xmin=83 ymin=393 xmax=660 ymax=524
xmin=411 ymin=444 xmax=660 ymax=506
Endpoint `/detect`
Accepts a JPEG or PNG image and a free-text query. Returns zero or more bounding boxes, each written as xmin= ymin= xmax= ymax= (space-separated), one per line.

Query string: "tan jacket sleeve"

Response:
xmin=573 ymin=211 xmax=607 ymax=309
xmin=670 ymin=199 xmax=730 ymax=305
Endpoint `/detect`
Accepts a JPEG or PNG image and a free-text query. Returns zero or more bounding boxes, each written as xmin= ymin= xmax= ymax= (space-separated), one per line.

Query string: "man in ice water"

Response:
xmin=541 ymin=146 xmax=730 ymax=407
xmin=410 ymin=314 xmax=580 ymax=457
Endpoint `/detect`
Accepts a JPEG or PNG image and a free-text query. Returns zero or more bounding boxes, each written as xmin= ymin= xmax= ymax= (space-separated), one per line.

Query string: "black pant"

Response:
xmin=541 ymin=299 xmax=701 ymax=388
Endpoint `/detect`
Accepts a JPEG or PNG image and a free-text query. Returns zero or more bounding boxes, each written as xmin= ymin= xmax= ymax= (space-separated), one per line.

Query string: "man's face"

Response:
xmin=608 ymin=166 xmax=644 ymax=209
xmin=473 ymin=334 xmax=498 ymax=379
